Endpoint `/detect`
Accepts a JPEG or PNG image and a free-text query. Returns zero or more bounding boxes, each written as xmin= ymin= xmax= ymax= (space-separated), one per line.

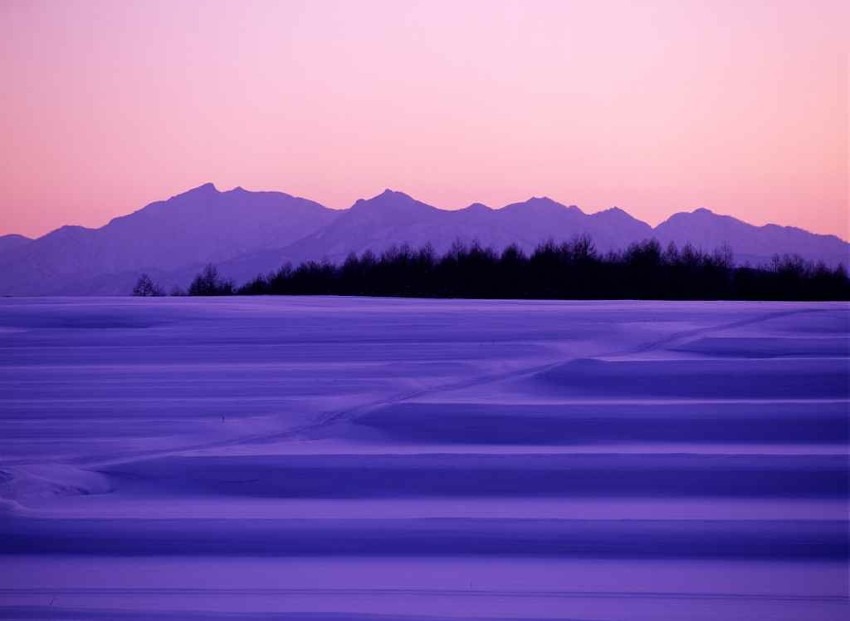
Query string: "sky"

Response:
xmin=0 ymin=0 xmax=847 ymax=239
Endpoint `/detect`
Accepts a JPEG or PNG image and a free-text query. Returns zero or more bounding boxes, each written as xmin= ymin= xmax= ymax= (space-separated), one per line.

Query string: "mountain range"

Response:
xmin=1 ymin=183 xmax=847 ymax=295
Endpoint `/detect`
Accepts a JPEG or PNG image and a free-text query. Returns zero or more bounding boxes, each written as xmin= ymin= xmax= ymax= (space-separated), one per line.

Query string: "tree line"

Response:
xmin=134 ymin=238 xmax=850 ymax=301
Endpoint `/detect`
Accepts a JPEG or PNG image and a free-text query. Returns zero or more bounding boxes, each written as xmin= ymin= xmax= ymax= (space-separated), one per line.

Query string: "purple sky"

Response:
xmin=1 ymin=0 xmax=847 ymax=239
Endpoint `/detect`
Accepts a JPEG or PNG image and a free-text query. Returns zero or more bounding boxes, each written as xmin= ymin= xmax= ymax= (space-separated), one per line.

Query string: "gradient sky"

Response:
xmin=1 ymin=0 xmax=847 ymax=239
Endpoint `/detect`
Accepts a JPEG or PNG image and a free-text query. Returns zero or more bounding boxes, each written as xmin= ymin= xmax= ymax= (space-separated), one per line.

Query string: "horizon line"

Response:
xmin=3 ymin=181 xmax=848 ymax=245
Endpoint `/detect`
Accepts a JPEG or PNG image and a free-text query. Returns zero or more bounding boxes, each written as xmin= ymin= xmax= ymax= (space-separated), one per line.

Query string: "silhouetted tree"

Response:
xmin=226 ymin=239 xmax=848 ymax=301
xmin=132 ymin=273 xmax=164 ymax=297
xmin=188 ymin=264 xmax=234 ymax=296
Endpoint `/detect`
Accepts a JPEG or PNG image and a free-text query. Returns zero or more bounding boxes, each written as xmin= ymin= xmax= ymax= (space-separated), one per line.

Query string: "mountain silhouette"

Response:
xmin=0 ymin=185 xmax=846 ymax=295
xmin=0 ymin=184 xmax=335 ymax=295
xmin=0 ymin=234 xmax=31 ymax=259
xmin=654 ymin=208 xmax=849 ymax=267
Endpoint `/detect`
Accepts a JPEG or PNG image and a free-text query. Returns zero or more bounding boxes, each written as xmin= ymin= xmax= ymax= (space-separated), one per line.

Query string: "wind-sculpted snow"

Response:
xmin=0 ymin=298 xmax=847 ymax=619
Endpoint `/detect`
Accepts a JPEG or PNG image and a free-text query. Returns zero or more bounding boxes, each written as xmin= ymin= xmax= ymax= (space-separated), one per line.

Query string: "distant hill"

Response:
xmin=0 ymin=234 xmax=31 ymax=258
xmin=0 ymin=185 xmax=846 ymax=295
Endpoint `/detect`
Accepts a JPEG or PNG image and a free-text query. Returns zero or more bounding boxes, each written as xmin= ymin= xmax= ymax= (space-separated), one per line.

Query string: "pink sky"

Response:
xmin=1 ymin=0 xmax=847 ymax=239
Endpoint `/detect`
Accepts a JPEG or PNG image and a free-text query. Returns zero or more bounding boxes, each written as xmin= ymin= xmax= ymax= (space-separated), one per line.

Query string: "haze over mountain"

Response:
xmin=0 ymin=184 xmax=846 ymax=295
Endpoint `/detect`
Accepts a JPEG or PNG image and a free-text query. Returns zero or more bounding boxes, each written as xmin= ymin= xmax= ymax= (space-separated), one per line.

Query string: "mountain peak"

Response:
xmin=660 ymin=207 xmax=735 ymax=226
xmin=504 ymin=196 xmax=560 ymax=210
xmin=503 ymin=196 xmax=584 ymax=215
xmin=0 ymin=233 xmax=33 ymax=257
xmin=461 ymin=202 xmax=493 ymax=213
xmin=605 ymin=206 xmax=648 ymax=218
xmin=41 ymin=224 xmax=92 ymax=242
xmin=528 ymin=196 xmax=559 ymax=206
xmin=352 ymin=189 xmax=422 ymax=210
xmin=375 ymin=188 xmax=417 ymax=203
xmin=595 ymin=206 xmax=639 ymax=222
xmin=0 ymin=233 xmax=31 ymax=242
xmin=174 ymin=182 xmax=219 ymax=199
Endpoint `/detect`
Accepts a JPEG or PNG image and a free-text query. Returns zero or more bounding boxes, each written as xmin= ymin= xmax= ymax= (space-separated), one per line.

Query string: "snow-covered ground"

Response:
xmin=0 ymin=297 xmax=847 ymax=620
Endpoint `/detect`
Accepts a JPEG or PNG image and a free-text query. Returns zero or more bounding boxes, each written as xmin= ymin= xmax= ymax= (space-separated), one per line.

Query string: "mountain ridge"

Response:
xmin=1 ymin=184 xmax=846 ymax=295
